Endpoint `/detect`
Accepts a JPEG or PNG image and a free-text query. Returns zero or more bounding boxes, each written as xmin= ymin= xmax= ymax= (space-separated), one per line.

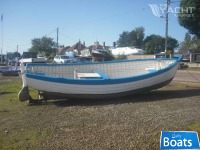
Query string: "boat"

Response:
xmin=91 ymin=49 xmax=104 ymax=61
xmin=110 ymin=47 xmax=144 ymax=55
xmin=18 ymin=57 xmax=182 ymax=102
xmin=0 ymin=66 xmax=20 ymax=76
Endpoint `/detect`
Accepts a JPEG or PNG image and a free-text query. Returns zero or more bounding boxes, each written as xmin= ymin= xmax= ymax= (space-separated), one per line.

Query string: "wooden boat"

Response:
xmin=91 ymin=50 xmax=104 ymax=61
xmin=18 ymin=57 xmax=182 ymax=101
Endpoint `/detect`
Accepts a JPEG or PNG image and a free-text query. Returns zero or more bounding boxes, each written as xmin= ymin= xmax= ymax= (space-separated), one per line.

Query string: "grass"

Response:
xmin=179 ymin=64 xmax=200 ymax=71
xmin=186 ymin=67 xmax=200 ymax=71
xmin=0 ymin=77 xmax=200 ymax=149
xmin=188 ymin=122 xmax=200 ymax=133
xmin=0 ymin=78 xmax=47 ymax=149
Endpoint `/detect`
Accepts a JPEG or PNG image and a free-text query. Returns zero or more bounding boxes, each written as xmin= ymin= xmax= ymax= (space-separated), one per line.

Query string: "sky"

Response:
xmin=0 ymin=0 xmax=188 ymax=54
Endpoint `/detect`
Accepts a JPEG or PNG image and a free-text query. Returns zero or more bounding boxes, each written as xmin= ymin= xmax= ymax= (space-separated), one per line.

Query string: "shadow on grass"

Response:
xmin=50 ymin=88 xmax=200 ymax=107
xmin=0 ymin=91 xmax=15 ymax=95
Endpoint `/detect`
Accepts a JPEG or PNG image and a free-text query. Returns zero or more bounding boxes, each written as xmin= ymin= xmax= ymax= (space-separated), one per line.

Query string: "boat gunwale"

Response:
xmin=26 ymin=57 xmax=181 ymax=67
xmin=25 ymin=58 xmax=181 ymax=85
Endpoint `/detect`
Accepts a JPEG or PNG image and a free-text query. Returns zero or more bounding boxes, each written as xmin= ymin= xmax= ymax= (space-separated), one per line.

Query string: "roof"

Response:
xmin=67 ymin=42 xmax=86 ymax=51
xmin=58 ymin=46 xmax=70 ymax=55
xmin=88 ymin=44 xmax=103 ymax=50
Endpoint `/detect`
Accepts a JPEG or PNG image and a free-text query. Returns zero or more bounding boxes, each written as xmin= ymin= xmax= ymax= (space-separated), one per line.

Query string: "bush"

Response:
xmin=102 ymin=50 xmax=115 ymax=61
xmin=179 ymin=63 xmax=188 ymax=69
xmin=116 ymin=54 xmax=127 ymax=60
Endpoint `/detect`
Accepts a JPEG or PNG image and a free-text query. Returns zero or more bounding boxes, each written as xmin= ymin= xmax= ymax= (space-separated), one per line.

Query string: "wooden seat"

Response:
xmin=77 ymin=73 xmax=101 ymax=79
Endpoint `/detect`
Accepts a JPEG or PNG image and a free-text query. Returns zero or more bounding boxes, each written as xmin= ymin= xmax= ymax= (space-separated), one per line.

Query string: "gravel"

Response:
xmin=0 ymin=77 xmax=200 ymax=150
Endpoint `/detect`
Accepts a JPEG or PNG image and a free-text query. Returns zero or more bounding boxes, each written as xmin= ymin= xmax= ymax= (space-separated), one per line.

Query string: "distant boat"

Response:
xmin=110 ymin=47 xmax=144 ymax=55
xmin=0 ymin=66 xmax=20 ymax=76
xmin=18 ymin=57 xmax=182 ymax=102
xmin=91 ymin=49 xmax=104 ymax=61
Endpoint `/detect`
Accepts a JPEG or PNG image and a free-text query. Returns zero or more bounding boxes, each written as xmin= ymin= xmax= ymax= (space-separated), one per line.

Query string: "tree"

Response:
xmin=178 ymin=32 xmax=192 ymax=54
xmin=178 ymin=0 xmax=200 ymax=38
xmin=7 ymin=52 xmax=21 ymax=60
xmin=143 ymin=34 xmax=178 ymax=54
xmin=143 ymin=34 xmax=164 ymax=54
xmin=117 ymin=31 xmax=130 ymax=47
xmin=117 ymin=26 xmax=145 ymax=48
xmin=13 ymin=52 xmax=21 ymax=57
xmin=29 ymin=36 xmax=57 ymax=56
xmin=102 ymin=50 xmax=115 ymax=61
xmin=179 ymin=32 xmax=200 ymax=54
xmin=129 ymin=26 xmax=145 ymax=48
xmin=184 ymin=32 xmax=192 ymax=41
xmin=167 ymin=37 xmax=179 ymax=51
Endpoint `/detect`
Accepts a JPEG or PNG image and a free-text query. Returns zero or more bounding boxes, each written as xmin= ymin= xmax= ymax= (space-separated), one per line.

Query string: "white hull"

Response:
xmin=26 ymin=63 xmax=178 ymax=95
xmin=19 ymin=58 xmax=181 ymax=101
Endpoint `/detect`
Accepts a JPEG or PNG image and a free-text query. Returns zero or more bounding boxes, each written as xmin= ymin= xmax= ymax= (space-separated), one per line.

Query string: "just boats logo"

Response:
xmin=160 ymin=131 xmax=200 ymax=150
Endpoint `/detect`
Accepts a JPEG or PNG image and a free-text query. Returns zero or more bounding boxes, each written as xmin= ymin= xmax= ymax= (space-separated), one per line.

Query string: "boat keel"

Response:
xmin=18 ymin=86 xmax=30 ymax=102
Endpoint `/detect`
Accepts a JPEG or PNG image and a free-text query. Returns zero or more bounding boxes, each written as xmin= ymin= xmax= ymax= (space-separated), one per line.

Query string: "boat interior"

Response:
xmin=26 ymin=59 xmax=176 ymax=79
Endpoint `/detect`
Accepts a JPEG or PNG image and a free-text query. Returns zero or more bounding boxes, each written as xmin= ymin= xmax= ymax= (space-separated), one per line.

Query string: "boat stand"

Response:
xmin=28 ymin=91 xmax=47 ymax=105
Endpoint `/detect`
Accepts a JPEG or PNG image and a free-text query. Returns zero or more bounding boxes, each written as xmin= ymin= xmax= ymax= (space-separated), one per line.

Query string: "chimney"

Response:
xmin=78 ymin=40 xmax=81 ymax=51
xmin=94 ymin=41 xmax=99 ymax=46
xmin=94 ymin=41 xmax=99 ymax=49
xmin=113 ymin=42 xmax=116 ymax=48
xmin=103 ymin=42 xmax=105 ymax=48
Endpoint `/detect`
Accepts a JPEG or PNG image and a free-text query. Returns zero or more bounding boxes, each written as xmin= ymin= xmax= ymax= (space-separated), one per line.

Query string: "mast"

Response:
xmin=1 ymin=14 xmax=3 ymax=63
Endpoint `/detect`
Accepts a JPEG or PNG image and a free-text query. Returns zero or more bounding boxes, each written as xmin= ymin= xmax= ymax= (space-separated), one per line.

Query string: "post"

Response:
xmin=0 ymin=48 xmax=2 ymax=63
xmin=57 ymin=27 xmax=59 ymax=48
xmin=1 ymin=14 xmax=3 ymax=63
xmin=165 ymin=0 xmax=169 ymax=58
xmin=74 ymin=68 xmax=77 ymax=79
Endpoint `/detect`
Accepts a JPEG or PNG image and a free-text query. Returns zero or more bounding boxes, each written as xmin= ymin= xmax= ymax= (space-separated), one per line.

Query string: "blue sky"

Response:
xmin=0 ymin=0 xmax=187 ymax=54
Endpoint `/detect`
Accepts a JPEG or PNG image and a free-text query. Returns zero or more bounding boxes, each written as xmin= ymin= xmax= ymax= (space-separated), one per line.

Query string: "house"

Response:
xmin=57 ymin=46 xmax=70 ymax=55
xmin=67 ymin=41 xmax=86 ymax=55
xmin=0 ymin=54 xmax=7 ymax=63
xmin=88 ymin=41 xmax=103 ymax=51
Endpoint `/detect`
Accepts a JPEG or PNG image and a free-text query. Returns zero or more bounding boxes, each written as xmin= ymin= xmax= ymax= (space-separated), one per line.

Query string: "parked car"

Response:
xmin=69 ymin=57 xmax=89 ymax=63
xmin=154 ymin=52 xmax=182 ymax=59
xmin=53 ymin=55 xmax=70 ymax=63
xmin=37 ymin=54 xmax=47 ymax=61
xmin=154 ymin=52 xmax=167 ymax=58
